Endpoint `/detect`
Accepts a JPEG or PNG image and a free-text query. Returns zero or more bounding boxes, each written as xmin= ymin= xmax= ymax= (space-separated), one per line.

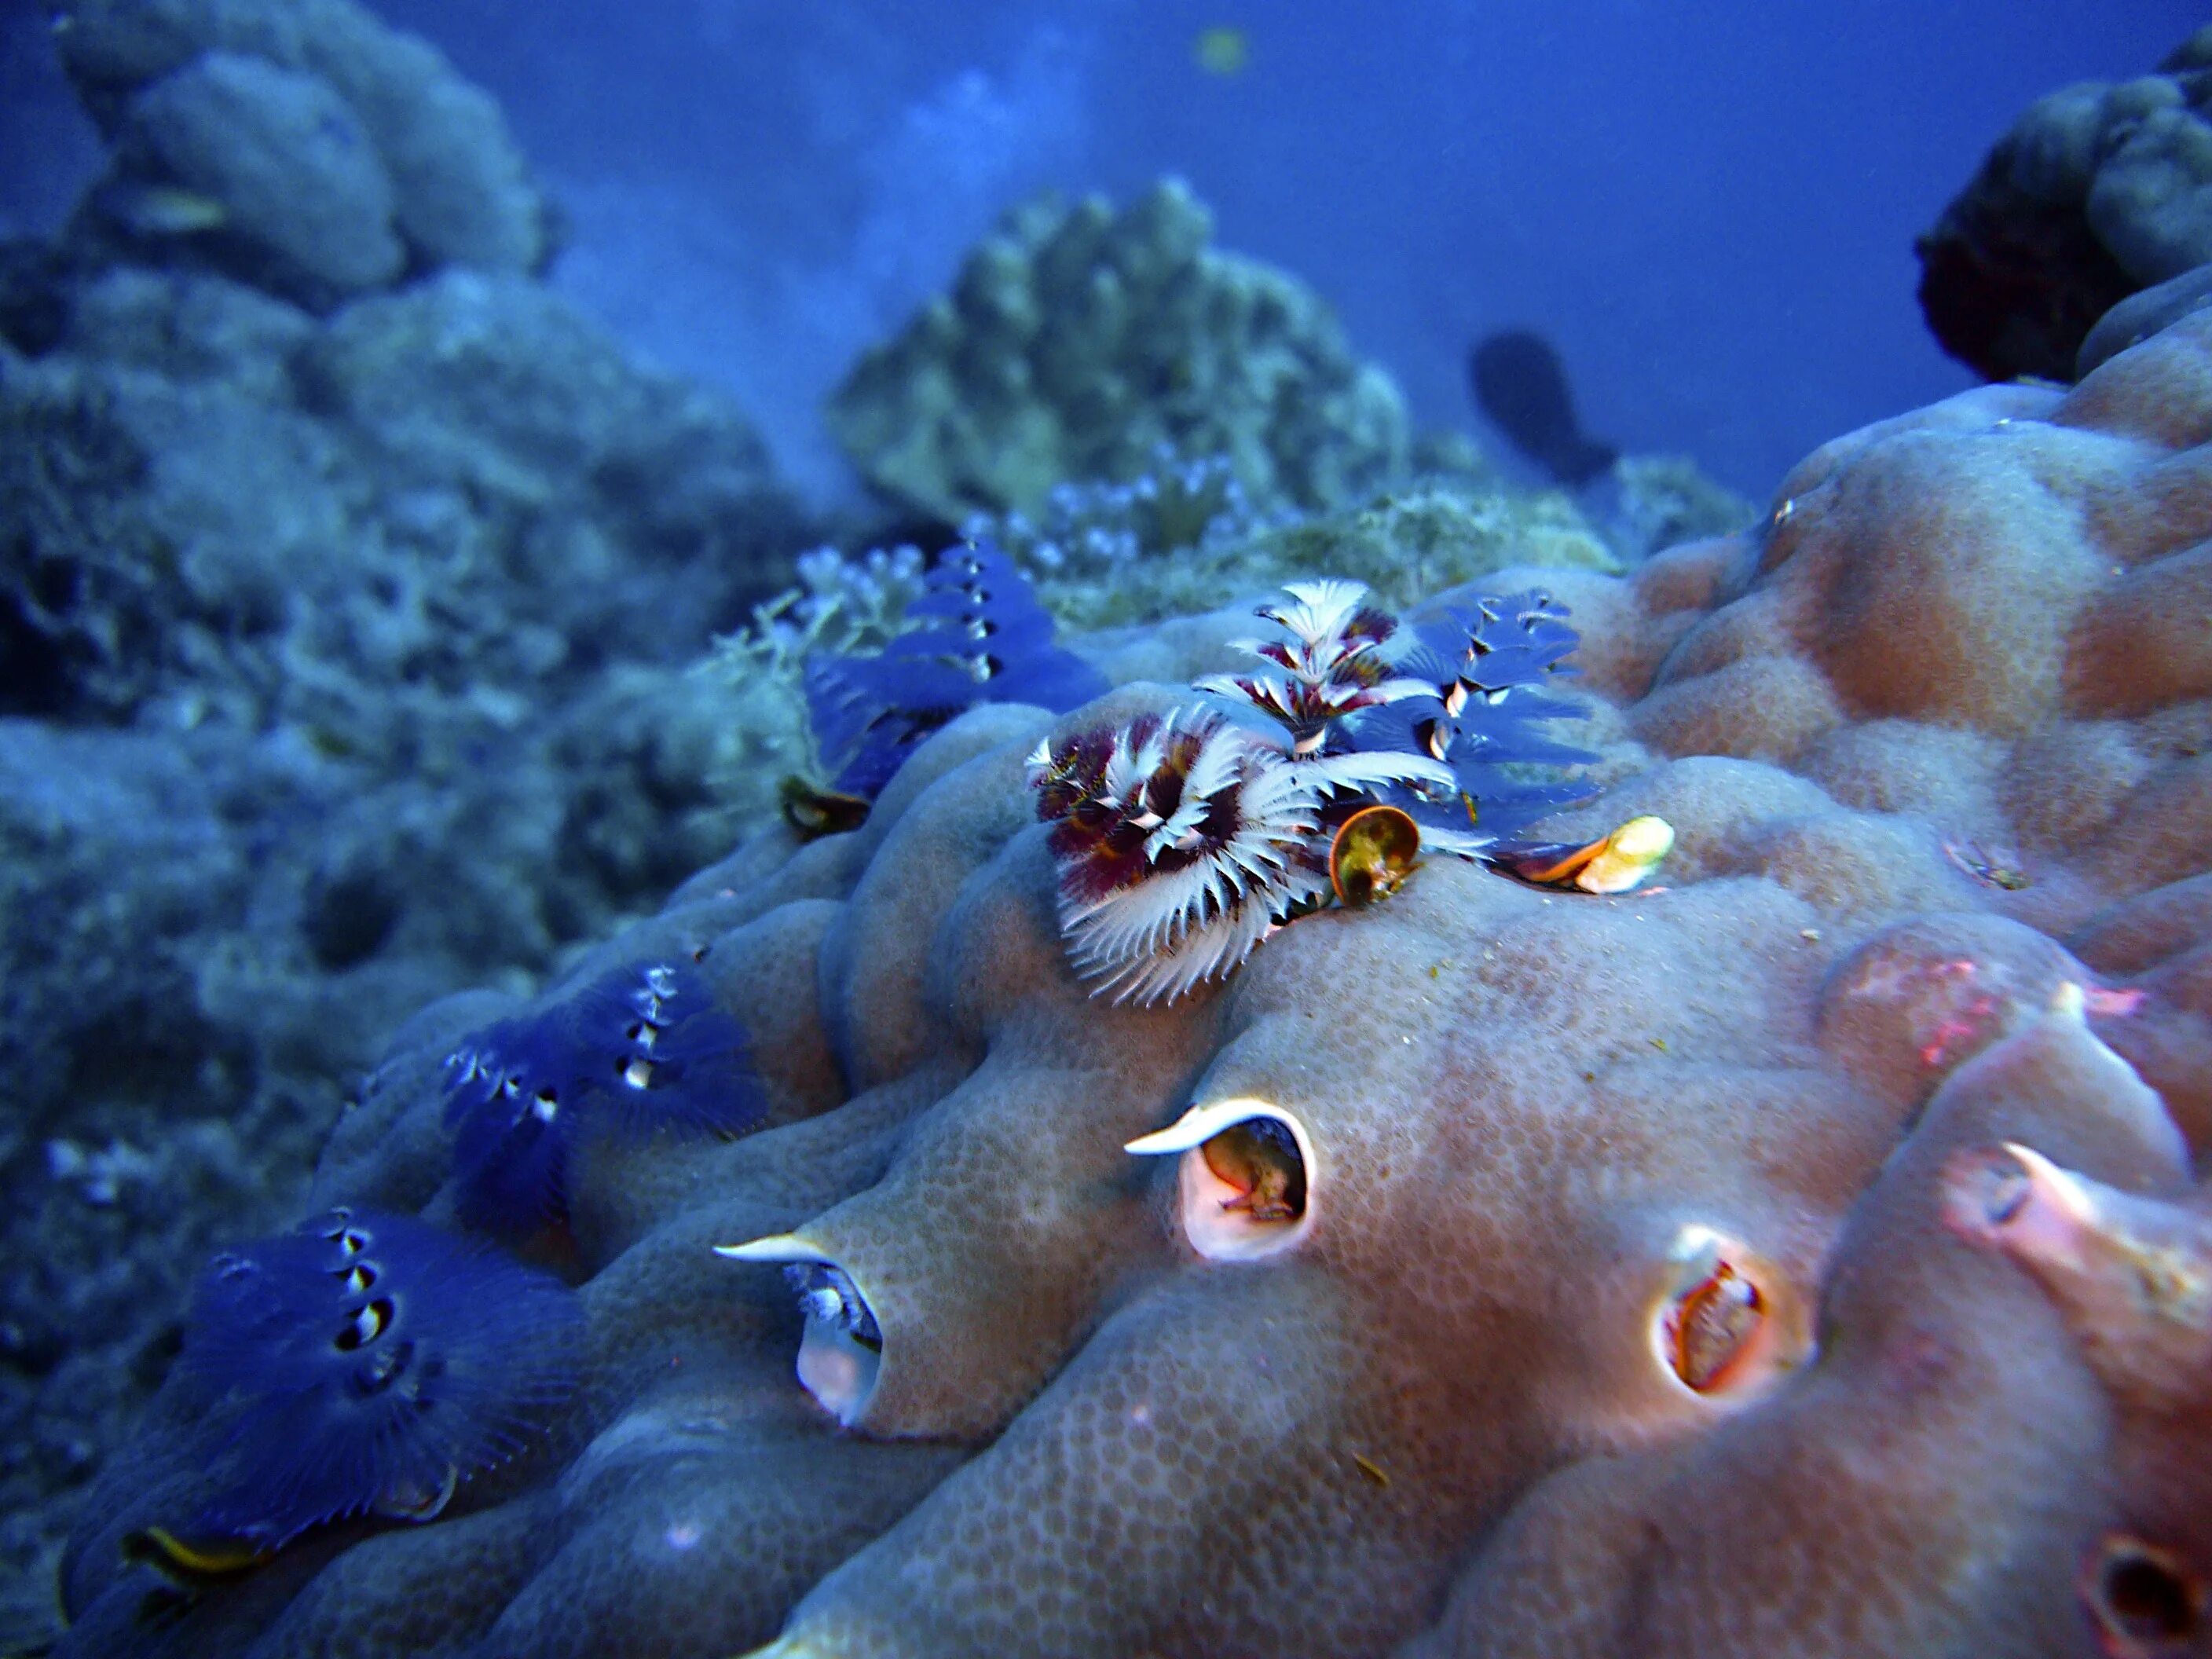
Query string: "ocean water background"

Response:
xmin=4 ymin=0 xmax=2197 ymax=499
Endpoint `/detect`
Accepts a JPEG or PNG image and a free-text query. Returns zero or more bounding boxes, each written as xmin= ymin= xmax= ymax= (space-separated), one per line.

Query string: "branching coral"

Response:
xmin=968 ymin=460 xmax=1634 ymax=633
xmin=972 ymin=449 xmax=1278 ymax=577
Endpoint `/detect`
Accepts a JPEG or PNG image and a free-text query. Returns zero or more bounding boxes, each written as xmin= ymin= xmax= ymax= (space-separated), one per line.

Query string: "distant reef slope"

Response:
xmin=46 ymin=0 xmax=554 ymax=306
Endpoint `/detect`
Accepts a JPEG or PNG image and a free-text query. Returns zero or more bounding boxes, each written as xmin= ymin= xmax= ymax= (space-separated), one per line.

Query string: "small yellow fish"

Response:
xmin=1193 ymin=25 xmax=1250 ymax=77
xmin=93 ymin=178 xmax=229 ymax=238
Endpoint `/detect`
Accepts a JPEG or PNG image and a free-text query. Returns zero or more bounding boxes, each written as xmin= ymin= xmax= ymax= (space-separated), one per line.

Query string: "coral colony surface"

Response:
xmin=826 ymin=180 xmax=1412 ymax=524
xmin=49 ymin=283 xmax=2212 ymax=1659
xmin=11 ymin=5 xmax=2212 ymax=1655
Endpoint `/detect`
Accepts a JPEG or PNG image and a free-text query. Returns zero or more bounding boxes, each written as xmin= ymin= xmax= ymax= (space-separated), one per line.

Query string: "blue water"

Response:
xmin=5 ymin=0 xmax=2200 ymax=496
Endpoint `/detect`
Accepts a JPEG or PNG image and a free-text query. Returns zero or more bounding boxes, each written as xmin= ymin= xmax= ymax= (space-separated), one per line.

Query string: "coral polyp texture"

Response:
xmin=57 ymin=307 xmax=2212 ymax=1659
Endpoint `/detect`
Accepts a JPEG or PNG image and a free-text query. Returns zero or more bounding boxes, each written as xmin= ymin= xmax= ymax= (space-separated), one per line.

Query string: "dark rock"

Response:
xmin=1917 ymin=38 xmax=2212 ymax=381
xmin=1916 ymin=167 xmax=2137 ymax=383
xmin=0 ymin=240 xmax=69 ymax=357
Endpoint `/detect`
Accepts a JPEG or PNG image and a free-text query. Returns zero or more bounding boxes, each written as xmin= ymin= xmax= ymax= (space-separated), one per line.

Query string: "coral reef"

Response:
xmin=1602 ymin=451 xmax=1756 ymax=562
xmin=957 ymin=448 xmax=1297 ymax=628
xmin=708 ymin=459 xmax=1694 ymax=830
xmin=1022 ymin=472 xmax=1626 ymax=632
xmin=4 ymin=267 xmax=800 ymax=733
xmin=694 ymin=544 xmax=932 ymax=837
xmin=0 ymin=258 xmax=806 ymax=1108
xmin=54 ymin=297 xmax=2212 ymax=1657
xmin=827 ymin=179 xmax=1411 ymax=522
xmin=1917 ymin=24 xmax=2212 ymax=381
xmin=946 ymin=434 xmax=1750 ymax=636
xmin=49 ymin=0 xmax=551 ymax=306
xmin=0 ymin=16 xmax=809 ymax=1639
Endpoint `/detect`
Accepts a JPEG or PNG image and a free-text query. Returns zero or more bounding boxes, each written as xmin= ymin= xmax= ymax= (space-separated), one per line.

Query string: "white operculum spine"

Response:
xmin=1646 ymin=1223 xmax=1796 ymax=1404
xmin=1126 ymin=1097 xmax=1318 ymax=1262
xmin=713 ymin=1235 xmax=881 ymax=1426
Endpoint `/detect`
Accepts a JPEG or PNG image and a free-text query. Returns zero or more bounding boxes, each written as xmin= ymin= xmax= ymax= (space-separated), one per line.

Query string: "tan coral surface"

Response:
xmin=54 ymin=313 xmax=2212 ymax=1657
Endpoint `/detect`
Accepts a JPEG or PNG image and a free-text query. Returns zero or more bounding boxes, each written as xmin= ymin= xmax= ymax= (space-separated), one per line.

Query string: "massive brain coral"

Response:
xmin=53 ymin=311 xmax=2212 ymax=1657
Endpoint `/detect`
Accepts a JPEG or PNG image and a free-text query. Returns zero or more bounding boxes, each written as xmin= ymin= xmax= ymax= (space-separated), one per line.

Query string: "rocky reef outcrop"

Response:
xmin=0 ymin=271 xmax=805 ymax=1645
xmin=55 ymin=293 xmax=2212 ymax=1655
xmin=827 ymin=179 xmax=1412 ymax=523
xmin=0 ymin=7 xmax=811 ymax=1640
xmin=1918 ymin=24 xmax=2212 ymax=382
xmin=48 ymin=0 xmax=552 ymax=306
